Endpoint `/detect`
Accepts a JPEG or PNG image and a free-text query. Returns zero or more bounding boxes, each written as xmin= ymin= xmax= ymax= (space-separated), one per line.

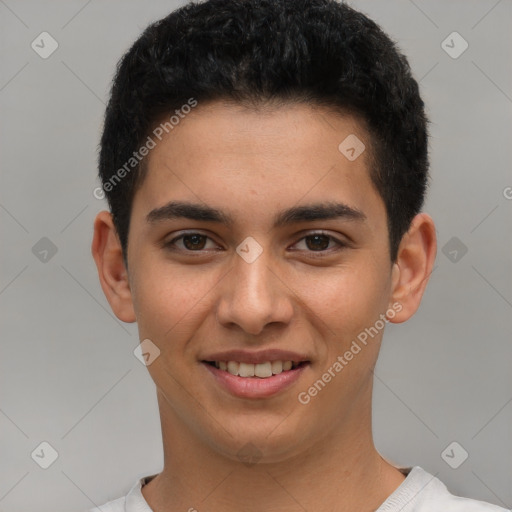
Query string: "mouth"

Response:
xmin=202 ymin=360 xmax=308 ymax=378
xmin=201 ymin=357 xmax=311 ymax=399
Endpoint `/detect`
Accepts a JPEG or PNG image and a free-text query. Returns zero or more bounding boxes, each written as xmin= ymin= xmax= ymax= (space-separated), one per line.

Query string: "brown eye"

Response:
xmin=165 ymin=232 xmax=219 ymax=252
xmin=304 ymin=234 xmax=331 ymax=251
xmin=182 ymin=234 xmax=207 ymax=250
xmin=290 ymin=232 xmax=347 ymax=255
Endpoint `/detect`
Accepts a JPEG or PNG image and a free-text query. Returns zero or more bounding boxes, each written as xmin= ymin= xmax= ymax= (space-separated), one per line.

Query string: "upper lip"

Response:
xmin=201 ymin=349 xmax=311 ymax=365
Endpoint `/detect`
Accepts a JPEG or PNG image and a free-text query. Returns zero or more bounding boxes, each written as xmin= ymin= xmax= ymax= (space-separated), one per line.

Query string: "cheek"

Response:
xmin=294 ymin=265 xmax=391 ymax=412
xmin=292 ymin=258 xmax=391 ymax=338
xmin=131 ymin=260 xmax=222 ymax=342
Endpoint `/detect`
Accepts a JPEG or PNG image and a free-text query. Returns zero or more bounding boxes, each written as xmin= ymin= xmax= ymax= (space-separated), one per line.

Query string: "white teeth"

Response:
xmin=227 ymin=361 xmax=239 ymax=375
xmin=255 ymin=362 xmax=272 ymax=378
xmin=271 ymin=361 xmax=283 ymax=374
xmin=239 ymin=362 xmax=255 ymax=377
xmin=213 ymin=360 xmax=299 ymax=378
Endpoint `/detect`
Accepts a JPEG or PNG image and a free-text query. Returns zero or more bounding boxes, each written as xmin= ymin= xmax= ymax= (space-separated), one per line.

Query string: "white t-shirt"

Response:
xmin=88 ymin=466 xmax=508 ymax=512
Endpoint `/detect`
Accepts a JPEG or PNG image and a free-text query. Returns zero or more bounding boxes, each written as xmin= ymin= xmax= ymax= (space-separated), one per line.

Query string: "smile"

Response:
xmin=202 ymin=359 xmax=310 ymax=399
xmin=204 ymin=360 xmax=304 ymax=378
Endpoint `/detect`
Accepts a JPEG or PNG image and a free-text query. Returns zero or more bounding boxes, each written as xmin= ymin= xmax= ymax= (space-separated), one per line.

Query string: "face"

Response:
xmin=105 ymin=101 xmax=410 ymax=462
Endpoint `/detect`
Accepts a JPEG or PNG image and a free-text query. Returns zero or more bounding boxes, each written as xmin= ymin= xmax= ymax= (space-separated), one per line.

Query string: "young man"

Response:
xmin=90 ymin=0 xmax=506 ymax=510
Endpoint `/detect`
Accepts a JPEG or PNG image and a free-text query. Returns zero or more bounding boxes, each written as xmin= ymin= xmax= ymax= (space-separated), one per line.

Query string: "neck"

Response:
xmin=142 ymin=390 xmax=406 ymax=512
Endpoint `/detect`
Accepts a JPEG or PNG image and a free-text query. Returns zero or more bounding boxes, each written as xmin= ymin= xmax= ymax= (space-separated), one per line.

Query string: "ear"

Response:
xmin=387 ymin=213 xmax=437 ymax=323
xmin=91 ymin=211 xmax=136 ymax=323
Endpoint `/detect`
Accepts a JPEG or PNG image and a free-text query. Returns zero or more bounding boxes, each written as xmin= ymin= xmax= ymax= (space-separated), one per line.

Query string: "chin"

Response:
xmin=202 ymin=414 xmax=317 ymax=465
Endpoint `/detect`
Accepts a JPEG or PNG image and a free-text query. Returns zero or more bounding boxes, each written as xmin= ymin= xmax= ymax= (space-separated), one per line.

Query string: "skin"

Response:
xmin=92 ymin=101 xmax=436 ymax=512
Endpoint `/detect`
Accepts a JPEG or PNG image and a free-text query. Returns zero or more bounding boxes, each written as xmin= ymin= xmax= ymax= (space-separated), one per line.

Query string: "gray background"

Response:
xmin=1 ymin=0 xmax=511 ymax=510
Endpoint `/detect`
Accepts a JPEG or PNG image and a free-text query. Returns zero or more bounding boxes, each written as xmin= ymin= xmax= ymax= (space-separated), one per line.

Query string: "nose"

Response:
xmin=216 ymin=252 xmax=294 ymax=336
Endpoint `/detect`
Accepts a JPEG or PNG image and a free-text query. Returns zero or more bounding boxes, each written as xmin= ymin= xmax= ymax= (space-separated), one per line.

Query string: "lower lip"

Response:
xmin=202 ymin=362 xmax=309 ymax=399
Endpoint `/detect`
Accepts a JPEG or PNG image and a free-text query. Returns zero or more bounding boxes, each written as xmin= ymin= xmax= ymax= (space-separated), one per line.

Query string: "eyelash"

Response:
xmin=164 ymin=231 xmax=347 ymax=255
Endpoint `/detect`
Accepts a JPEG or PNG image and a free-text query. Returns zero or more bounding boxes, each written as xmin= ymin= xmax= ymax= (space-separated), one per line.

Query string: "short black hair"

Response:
xmin=98 ymin=0 xmax=429 ymax=263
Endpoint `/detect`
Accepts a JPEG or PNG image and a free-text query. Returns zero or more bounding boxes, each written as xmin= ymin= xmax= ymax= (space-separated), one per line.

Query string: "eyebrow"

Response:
xmin=146 ymin=200 xmax=366 ymax=227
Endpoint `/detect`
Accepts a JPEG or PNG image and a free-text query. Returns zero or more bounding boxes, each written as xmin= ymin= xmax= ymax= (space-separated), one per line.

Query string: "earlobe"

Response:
xmin=91 ymin=211 xmax=136 ymax=323
xmin=387 ymin=213 xmax=437 ymax=324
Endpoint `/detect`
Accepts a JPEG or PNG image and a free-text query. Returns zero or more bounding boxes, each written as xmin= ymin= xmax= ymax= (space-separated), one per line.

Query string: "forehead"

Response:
xmin=134 ymin=101 xmax=384 ymax=225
